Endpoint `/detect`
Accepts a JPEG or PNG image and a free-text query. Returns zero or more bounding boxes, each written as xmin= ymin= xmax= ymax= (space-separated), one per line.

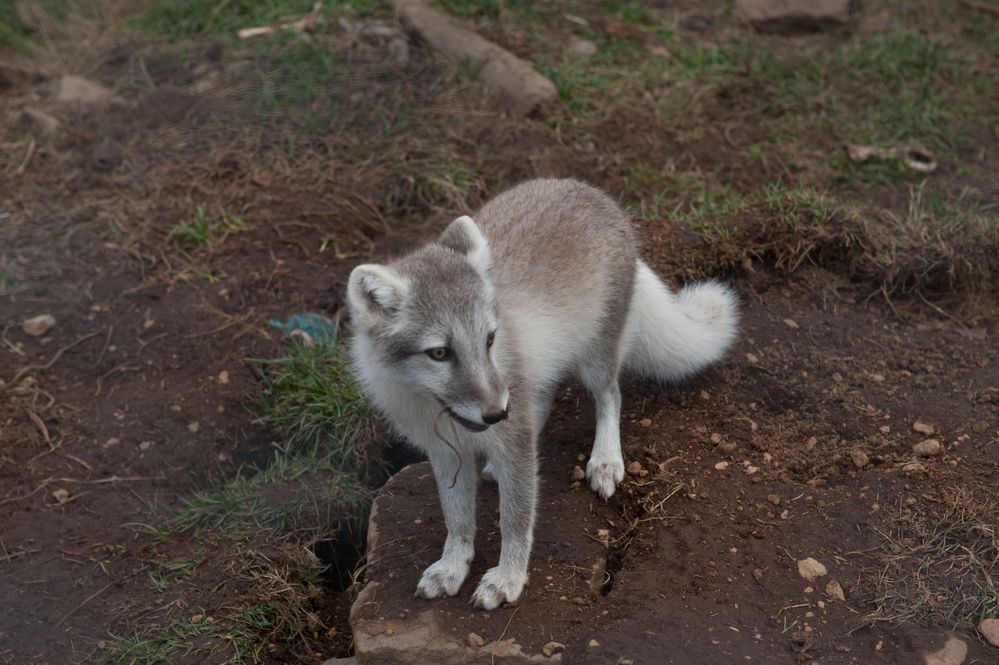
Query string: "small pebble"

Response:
xmin=51 ymin=488 xmax=70 ymax=504
xmin=542 ymin=641 xmax=565 ymax=657
xmin=797 ymin=557 xmax=827 ymax=582
xmin=639 ymin=418 xmax=652 ymax=428
xmin=187 ymin=422 xmax=200 ymax=433
xmin=710 ymin=432 xmax=723 ymax=444
xmin=719 ymin=442 xmax=737 ymax=454
xmin=767 ymin=494 xmax=781 ymax=506
xmin=913 ymin=420 xmax=935 ymax=435
xmin=714 ymin=461 xmax=729 ymax=470
xmin=22 ymin=314 xmax=56 ymax=337
xmin=849 ymin=449 xmax=869 ymax=469
xmin=825 ymin=579 xmax=846 ymax=601
xmin=979 ymin=618 xmax=999 ymax=647
xmin=913 ymin=439 xmax=942 ymax=457
xmin=467 ymin=632 xmax=485 ymax=648
xmin=588 ymin=639 xmax=600 ymax=647
xmin=138 ymin=440 xmax=154 ymax=450
xmin=218 ymin=370 xmax=230 ymax=384
xmin=571 ymin=465 xmax=585 ymax=481
xmin=626 ymin=460 xmax=644 ymax=477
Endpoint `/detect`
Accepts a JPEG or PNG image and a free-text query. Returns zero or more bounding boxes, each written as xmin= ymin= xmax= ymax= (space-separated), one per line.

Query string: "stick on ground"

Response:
xmin=393 ymin=0 xmax=558 ymax=117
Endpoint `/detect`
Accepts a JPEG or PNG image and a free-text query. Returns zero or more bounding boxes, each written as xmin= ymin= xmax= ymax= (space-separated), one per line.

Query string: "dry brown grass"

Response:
xmin=857 ymin=486 xmax=999 ymax=630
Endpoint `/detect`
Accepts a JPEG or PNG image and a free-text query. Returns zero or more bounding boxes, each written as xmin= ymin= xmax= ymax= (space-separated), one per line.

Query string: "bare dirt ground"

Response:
xmin=1 ymin=1 xmax=997 ymax=664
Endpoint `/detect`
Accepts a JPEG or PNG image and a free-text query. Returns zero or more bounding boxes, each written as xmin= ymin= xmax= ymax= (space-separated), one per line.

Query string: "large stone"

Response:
xmin=350 ymin=462 xmax=610 ymax=664
xmin=734 ymin=0 xmax=851 ymax=34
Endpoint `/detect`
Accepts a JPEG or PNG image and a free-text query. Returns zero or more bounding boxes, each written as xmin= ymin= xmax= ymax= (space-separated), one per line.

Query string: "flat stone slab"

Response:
xmin=350 ymin=460 xmax=609 ymax=664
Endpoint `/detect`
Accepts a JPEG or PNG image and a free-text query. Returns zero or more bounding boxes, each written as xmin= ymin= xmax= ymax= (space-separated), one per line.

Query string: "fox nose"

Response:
xmin=481 ymin=409 xmax=508 ymax=425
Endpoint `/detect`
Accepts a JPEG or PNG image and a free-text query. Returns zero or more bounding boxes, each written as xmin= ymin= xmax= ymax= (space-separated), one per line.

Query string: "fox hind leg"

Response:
xmin=579 ymin=359 xmax=625 ymax=500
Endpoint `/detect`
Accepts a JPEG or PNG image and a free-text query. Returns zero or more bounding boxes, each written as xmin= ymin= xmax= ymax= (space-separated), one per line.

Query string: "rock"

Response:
xmin=625 ymin=461 xmax=643 ymax=477
xmin=718 ymin=442 xmax=737 ymax=454
xmin=797 ymin=557 xmax=827 ymax=582
xmin=752 ymin=568 xmax=764 ymax=581
xmin=19 ymin=106 xmax=61 ymax=137
xmin=351 ymin=462 xmax=596 ymax=664
xmin=714 ymin=461 xmax=730 ymax=470
xmin=735 ymin=0 xmax=851 ymax=34
xmin=746 ymin=352 xmax=760 ymax=364
xmin=542 ymin=642 xmax=565 ymax=657
xmin=913 ymin=420 xmax=936 ymax=435
xmin=825 ymin=579 xmax=845 ymax=601
xmin=571 ymin=465 xmax=585 ymax=481
xmin=587 ymin=639 xmax=599 ymax=647
xmin=767 ymin=494 xmax=781 ymax=506
xmin=51 ymin=488 xmax=70 ymax=504
xmin=710 ymin=432 xmax=723 ymax=444
xmin=55 ymin=75 xmax=115 ymax=106
xmin=913 ymin=439 xmax=942 ymax=457
xmin=981 ymin=618 xmax=999 ymax=647
xmin=217 ymin=370 xmax=230 ymax=384
xmin=22 ymin=313 xmax=56 ymax=336
xmin=783 ymin=318 xmax=799 ymax=329
xmin=903 ymin=461 xmax=927 ymax=473
xmin=138 ymin=441 xmax=154 ymax=451
xmin=849 ymin=449 xmax=869 ymax=469
xmin=187 ymin=422 xmax=200 ymax=433
xmin=468 ymin=632 xmax=485 ymax=648
xmin=567 ymin=36 xmax=597 ymax=59
xmin=924 ymin=635 xmax=969 ymax=665
xmin=638 ymin=418 xmax=652 ymax=428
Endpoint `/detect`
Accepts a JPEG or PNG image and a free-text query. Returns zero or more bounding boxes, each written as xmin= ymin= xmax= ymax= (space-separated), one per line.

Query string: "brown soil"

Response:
xmin=1 ymin=2 xmax=997 ymax=664
xmin=357 ymin=267 xmax=999 ymax=664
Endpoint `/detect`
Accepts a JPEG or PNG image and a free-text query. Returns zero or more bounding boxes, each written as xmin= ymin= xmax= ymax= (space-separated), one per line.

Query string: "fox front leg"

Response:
xmin=471 ymin=440 xmax=537 ymax=610
xmin=416 ymin=447 xmax=478 ymax=599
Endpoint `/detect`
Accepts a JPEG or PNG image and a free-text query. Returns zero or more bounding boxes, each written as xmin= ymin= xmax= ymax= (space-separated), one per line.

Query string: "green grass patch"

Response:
xmin=168 ymin=206 xmax=245 ymax=250
xmin=165 ymin=444 xmax=372 ymax=534
xmin=253 ymin=340 xmax=374 ymax=462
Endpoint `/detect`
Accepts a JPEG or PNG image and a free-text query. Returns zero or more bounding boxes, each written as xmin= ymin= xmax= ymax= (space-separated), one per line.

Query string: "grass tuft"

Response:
xmin=253 ymin=339 xmax=375 ymax=466
xmin=168 ymin=206 xmax=245 ymax=249
xmin=858 ymin=486 xmax=999 ymax=629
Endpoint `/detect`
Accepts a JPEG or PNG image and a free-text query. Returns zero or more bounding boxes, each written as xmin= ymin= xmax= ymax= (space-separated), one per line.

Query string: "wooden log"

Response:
xmin=393 ymin=0 xmax=558 ymax=117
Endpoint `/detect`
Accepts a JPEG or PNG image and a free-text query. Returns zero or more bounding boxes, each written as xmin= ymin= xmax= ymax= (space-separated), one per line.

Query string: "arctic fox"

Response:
xmin=347 ymin=178 xmax=738 ymax=610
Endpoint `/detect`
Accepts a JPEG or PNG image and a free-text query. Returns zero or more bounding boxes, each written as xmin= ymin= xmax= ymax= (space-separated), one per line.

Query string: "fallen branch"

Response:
xmin=237 ymin=1 xmax=322 ymax=39
xmin=393 ymin=0 xmax=558 ymax=117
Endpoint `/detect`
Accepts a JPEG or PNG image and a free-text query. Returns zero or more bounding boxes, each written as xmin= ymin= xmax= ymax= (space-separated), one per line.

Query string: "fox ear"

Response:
xmin=347 ymin=264 xmax=409 ymax=325
xmin=439 ymin=215 xmax=490 ymax=272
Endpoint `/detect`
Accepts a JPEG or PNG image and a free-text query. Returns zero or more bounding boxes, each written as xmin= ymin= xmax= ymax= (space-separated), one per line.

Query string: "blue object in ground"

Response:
xmin=267 ymin=313 xmax=337 ymax=345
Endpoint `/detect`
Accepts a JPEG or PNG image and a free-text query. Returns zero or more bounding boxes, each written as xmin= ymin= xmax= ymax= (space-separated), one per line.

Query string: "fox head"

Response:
xmin=347 ymin=215 xmax=510 ymax=432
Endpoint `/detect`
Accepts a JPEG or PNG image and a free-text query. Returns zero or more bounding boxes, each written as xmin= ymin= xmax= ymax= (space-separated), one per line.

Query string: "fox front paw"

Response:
xmin=586 ymin=455 xmax=624 ymax=500
xmin=415 ymin=557 xmax=470 ymax=599
xmin=471 ymin=566 xmax=527 ymax=610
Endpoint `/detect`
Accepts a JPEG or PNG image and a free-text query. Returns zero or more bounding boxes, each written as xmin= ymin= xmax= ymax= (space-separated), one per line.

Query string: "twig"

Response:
xmin=491 ymin=605 xmax=521 ymax=665
xmin=54 ymin=581 xmax=115 ymax=628
xmin=4 ymin=331 xmax=100 ymax=388
xmin=91 ymin=325 xmax=113 ymax=369
xmin=15 ymin=138 xmax=36 ymax=175
xmin=433 ymin=407 xmax=463 ymax=489
xmin=0 ymin=475 xmax=164 ymax=506
xmin=26 ymin=409 xmax=51 ymax=447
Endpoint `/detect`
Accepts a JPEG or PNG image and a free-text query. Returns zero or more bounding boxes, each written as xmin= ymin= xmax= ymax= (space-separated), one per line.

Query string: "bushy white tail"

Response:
xmin=622 ymin=261 xmax=739 ymax=383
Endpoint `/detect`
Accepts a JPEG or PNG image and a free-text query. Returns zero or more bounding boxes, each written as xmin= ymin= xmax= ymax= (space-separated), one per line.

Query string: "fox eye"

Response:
xmin=486 ymin=331 xmax=495 ymax=349
xmin=426 ymin=347 xmax=450 ymax=361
